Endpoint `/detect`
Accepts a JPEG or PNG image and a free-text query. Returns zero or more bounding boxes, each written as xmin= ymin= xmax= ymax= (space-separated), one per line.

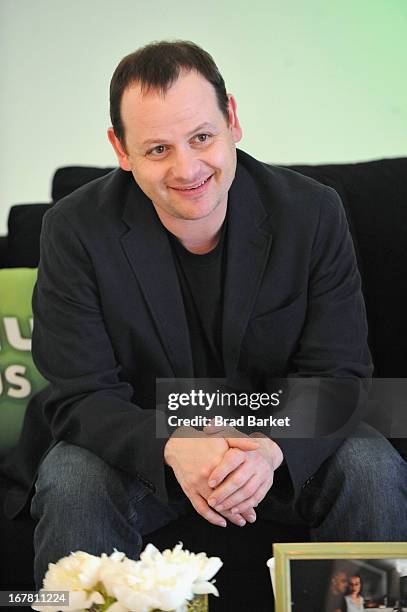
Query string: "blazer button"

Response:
xmin=302 ymin=476 xmax=314 ymax=488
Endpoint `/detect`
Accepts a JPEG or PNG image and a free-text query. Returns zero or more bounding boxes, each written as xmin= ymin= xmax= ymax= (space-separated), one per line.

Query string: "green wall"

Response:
xmin=1 ymin=0 xmax=406 ymax=233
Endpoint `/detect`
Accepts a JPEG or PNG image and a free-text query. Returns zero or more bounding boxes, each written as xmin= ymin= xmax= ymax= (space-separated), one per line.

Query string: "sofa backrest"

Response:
xmin=51 ymin=166 xmax=114 ymax=202
xmin=289 ymin=158 xmax=407 ymax=379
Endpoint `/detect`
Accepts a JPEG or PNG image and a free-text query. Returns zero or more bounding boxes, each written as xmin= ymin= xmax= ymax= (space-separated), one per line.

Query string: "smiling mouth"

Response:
xmin=170 ymin=175 xmax=213 ymax=191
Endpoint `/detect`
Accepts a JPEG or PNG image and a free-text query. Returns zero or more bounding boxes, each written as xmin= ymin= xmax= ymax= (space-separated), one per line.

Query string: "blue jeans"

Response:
xmin=30 ymin=424 xmax=407 ymax=588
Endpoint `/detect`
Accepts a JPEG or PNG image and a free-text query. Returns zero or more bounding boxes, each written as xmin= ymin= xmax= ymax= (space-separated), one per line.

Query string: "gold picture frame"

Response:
xmin=273 ymin=542 xmax=407 ymax=612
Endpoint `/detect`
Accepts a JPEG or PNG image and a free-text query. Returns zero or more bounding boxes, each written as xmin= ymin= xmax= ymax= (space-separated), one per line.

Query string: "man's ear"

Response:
xmin=107 ymin=128 xmax=132 ymax=171
xmin=226 ymin=94 xmax=243 ymax=143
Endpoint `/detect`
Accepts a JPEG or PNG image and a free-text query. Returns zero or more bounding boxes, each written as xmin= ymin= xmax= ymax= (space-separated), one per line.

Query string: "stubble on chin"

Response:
xmin=166 ymin=193 xmax=225 ymax=222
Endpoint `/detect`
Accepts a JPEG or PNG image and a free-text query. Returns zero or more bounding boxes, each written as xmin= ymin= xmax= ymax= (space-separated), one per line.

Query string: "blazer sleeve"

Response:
xmin=32 ymin=207 xmax=170 ymax=504
xmin=275 ymin=187 xmax=373 ymax=497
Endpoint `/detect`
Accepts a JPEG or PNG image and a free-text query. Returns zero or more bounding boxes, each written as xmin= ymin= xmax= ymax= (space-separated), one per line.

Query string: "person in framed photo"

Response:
xmin=325 ymin=567 xmax=348 ymax=612
xmin=344 ymin=574 xmax=364 ymax=612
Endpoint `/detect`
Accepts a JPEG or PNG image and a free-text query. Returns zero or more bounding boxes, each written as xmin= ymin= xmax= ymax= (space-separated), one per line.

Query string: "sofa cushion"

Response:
xmin=0 ymin=268 xmax=48 ymax=454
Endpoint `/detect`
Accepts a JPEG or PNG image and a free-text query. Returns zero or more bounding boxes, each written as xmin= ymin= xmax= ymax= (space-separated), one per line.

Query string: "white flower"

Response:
xmin=111 ymin=543 xmax=221 ymax=611
xmin=44 ymin=551 xmax=101 ymax=590
xmin=189 ymin=550 xmax=222 ymax=596
xmin=98 ymin=551 xmax=132 ymax=596
xmin=32 ymin=544 xmax=222 ymax=612
xmin=32 ymin=550 xmax=128 ymax=612
xmin=32 ymin=551 xmax=103 ymax=612
xmin=159 ymin=543 xmax=222 ymax=597
xmin=105 ymin=602 xmax=130 ymax=612
xmin=32 ymin=588 xmax=104 ymax=612
xmin=112 ymin=545 xmax=194 ymax=611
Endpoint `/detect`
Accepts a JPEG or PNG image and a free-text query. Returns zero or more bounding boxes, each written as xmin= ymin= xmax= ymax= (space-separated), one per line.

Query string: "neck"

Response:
xmin=156 ymin=200 xmax=227 ymax=254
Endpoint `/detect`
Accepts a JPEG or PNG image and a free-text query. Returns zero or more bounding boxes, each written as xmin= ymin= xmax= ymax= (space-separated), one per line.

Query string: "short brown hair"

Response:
xmin=109 ymin=40 xmax=229 ymax=144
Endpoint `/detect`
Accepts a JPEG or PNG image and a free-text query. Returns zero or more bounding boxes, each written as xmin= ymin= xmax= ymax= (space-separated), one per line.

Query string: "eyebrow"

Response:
xmin=141 ymin=122 xmax=216 ymax=147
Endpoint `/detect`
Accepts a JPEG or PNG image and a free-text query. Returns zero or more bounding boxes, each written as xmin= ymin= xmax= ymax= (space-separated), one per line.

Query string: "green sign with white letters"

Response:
xmin=0 ymin=268 xmax=48 ymax=452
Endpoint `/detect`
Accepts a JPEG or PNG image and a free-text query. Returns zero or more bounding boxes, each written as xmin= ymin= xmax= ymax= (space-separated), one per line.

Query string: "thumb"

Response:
xmin=203 ymin=422 xmax=259 ymax=451
xmin=226 ymin=436 xmax=260 ymax=451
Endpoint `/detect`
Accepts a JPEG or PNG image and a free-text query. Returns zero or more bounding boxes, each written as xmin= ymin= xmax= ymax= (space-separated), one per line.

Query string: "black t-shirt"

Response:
xmin=167 ymin=222 xmax=227 ymax=377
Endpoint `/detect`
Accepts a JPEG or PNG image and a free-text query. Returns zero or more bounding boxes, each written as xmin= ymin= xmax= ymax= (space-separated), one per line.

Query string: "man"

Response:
xmin=325 ymin=569 xmax=348 ymax=612
xmin=3 ymin=41 xmax=407 ymax=587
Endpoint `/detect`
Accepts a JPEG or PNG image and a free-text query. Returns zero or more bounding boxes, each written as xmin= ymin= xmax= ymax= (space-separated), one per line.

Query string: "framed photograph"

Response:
xmin=273 ymin=542 xmax=407 ymax=612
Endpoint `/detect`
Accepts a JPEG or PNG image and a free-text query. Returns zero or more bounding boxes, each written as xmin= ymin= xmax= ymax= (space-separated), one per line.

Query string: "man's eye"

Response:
xmin=148 ymin=145 xmax=167 ymax=156
xmin=194 ymin=134 xmax=211 ymax=143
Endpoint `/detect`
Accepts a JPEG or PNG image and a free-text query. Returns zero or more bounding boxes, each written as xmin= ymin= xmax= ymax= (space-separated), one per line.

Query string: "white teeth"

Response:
xmin=178 ymin=177 xmax=208 ymax=190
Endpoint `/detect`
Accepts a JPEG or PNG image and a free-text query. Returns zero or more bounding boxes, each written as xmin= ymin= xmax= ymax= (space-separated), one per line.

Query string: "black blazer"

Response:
xmin=2 ymin=149 xmax=372 ymax=519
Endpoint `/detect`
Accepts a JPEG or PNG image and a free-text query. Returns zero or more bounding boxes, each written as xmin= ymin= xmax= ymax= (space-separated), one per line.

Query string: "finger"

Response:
xmin=213 ymin=473 xmax=263 ymax=512
xmin=200 ymin=492 xmax=255 ymax=527
xmin=241 ymin=508 xmax=257 ymax=523
xmin=207 ymin=448 xmax=247 ymax=488
xmin=203 ymin=421 xmax=227 ymax=435
xmin=208 ymin=461 xmax=254 ymax=508
xmin=230 ymin=477 xmax=273 ymax=515
xmin=218 ymin=506 xmax=257 ymax=526
xmin=203 ymin=420 xmax=239 ymax=437
xmin=198 ymin=481 xmax=255 ymax=527
xmin=189 ymin=492 xmax=227 ymax=528
xmin=226 ymin=437 xmax=260 ymax=451
xmin=199 ymin=480 xmax=257 ymax=526
xmin=220 ymin=509 xmax=246 ymax=527
xmin=204 ymin=424 xmax=260 ymax=451
xmin=219 ymin=508 xmax=248 ymax=527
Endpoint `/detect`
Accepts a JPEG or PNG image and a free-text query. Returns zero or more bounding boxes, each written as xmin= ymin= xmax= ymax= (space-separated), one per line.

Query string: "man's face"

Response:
xmin=108 ymin=70 xmax=242 ymax=224
xmin=331 ymin=571 xmax=348 ymax=594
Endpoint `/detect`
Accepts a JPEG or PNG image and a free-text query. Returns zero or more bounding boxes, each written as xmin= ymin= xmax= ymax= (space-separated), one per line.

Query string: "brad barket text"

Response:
xmin=167 ymin=415 xmax=291 ymax=428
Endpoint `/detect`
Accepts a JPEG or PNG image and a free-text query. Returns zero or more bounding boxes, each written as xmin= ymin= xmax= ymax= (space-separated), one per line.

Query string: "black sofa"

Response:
xmin=1 ymin=158 xmax=406 ymax=612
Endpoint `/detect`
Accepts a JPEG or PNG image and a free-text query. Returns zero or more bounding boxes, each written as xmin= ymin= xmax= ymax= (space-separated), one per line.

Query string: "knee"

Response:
xmin=34 ymin=441 xmax=115 ymax=507
xmin=332 ymin=433 xmax=407 ymax=494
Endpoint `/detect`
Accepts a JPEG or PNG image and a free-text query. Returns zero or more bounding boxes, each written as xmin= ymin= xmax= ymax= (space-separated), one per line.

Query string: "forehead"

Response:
xmin=120 ymin=71 xmax=224 ymax=144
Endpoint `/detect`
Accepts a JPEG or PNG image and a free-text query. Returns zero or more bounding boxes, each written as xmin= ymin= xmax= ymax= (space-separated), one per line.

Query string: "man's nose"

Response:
xmin=171 ymin=148 xmax=201 ymax=183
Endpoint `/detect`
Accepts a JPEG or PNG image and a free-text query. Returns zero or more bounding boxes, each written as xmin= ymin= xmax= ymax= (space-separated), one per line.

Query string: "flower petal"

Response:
xmin=192 ymin=581 xmax=219 ymax=596
xmin=196 ymin=557 xmax=223 ymax=582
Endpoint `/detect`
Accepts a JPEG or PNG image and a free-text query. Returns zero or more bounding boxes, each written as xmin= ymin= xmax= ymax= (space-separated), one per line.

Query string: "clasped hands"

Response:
xmin=164 ymin=423 xmax=283 ymax=528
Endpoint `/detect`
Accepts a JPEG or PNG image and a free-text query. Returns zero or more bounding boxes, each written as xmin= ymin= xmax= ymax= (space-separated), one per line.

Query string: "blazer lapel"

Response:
xmin=223 ymin=164 xmax=273 ymax=376
xmin=120 ymin=182 xmax=194 ymax=377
